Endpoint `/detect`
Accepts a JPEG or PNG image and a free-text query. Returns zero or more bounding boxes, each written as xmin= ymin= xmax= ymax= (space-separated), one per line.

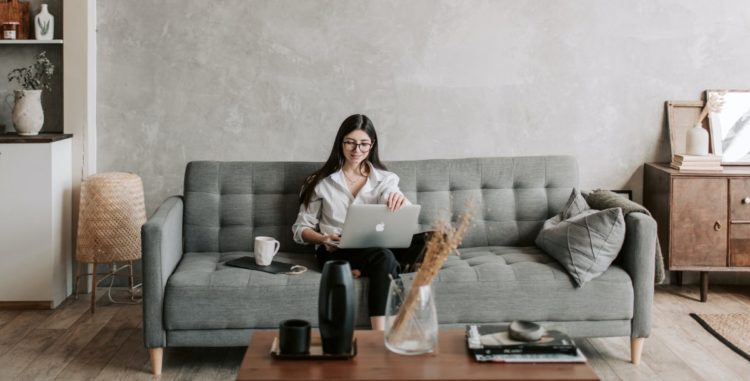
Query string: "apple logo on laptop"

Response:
xmin=375 ymin=222 xmax=385 ymax=232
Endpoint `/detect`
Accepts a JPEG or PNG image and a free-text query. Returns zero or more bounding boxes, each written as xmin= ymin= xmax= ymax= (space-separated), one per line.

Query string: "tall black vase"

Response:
xmin=318 ymin=260 xmax=354 ymax=354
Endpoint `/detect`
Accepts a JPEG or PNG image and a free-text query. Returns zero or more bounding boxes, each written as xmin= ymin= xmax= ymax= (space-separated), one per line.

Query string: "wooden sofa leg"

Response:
xmin=149 ymin=348 xmax=163 ymax=375
xmin=631 ymin=337 xmax=644 ymax=364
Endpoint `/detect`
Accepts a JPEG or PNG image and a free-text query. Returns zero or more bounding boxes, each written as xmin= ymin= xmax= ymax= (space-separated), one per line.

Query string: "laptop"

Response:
xmin=326 ymin=204 xmax=421 ymax=249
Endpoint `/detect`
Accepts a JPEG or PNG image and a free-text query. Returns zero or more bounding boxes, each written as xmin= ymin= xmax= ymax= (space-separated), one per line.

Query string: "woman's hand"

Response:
xmin=322 ymin=234 xmax=340 ymax=252
xmin=386 ymin=192 xmax=407 ymax=211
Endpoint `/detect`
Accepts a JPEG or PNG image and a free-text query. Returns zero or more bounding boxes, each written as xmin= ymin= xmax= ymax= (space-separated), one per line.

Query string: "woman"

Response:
xmin=292 ymin=114 xmax=408 ymax=331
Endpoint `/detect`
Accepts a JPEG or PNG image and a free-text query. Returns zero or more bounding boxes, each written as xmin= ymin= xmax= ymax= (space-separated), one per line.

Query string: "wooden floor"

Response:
xmin=0 ymin=285 xmax=748 ymax=381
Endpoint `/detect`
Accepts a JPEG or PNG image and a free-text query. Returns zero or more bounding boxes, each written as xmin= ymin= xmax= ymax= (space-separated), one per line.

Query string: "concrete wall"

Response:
xmin=97 ymin=1 xmax=750 ymax=283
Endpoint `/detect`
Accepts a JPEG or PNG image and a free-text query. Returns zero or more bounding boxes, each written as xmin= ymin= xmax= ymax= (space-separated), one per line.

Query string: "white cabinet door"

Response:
xmin=0 ymin=143 xmax=54 ymax=303
xmin=0 ymin=139 xmax=72 ymax=307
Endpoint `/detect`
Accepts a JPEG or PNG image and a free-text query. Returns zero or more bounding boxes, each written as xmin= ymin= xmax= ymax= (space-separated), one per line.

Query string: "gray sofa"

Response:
xmin=142 ymin=156 xmax=656 ymax=374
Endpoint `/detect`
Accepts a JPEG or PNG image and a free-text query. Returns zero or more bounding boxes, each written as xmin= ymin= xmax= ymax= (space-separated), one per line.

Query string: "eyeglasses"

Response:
xmin=342 ymin=140 xmax=373 ymax=152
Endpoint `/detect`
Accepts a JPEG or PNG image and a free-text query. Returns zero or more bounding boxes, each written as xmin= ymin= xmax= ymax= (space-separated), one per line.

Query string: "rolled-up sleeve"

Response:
xmin=378 ymin=173 xmax=411 ymax=205
xmin=292 ymin=196 xmax=322 ymax=245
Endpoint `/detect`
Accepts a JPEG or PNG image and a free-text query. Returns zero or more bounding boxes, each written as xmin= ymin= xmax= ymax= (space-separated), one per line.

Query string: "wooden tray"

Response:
xmin=269 ymin=336 xmax=357 ymax=360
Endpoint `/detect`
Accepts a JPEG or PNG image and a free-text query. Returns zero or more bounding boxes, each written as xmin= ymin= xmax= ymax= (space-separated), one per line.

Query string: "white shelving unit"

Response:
xmin=0 ymin=39 xmax=63 ymax=44
xmin=0 ymin=1 xmax=96 ymax=307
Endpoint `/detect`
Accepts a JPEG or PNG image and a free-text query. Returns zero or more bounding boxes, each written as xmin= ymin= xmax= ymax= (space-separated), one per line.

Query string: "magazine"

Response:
xmin=466 ymin=324 xmax=578 ymax=356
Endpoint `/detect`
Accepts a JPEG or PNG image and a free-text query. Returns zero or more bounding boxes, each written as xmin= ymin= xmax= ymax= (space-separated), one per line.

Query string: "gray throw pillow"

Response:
xmin=560 ymin=188 xmax=590 ymax=220
xmin=535 ymin=207 xmax=626 ymax=288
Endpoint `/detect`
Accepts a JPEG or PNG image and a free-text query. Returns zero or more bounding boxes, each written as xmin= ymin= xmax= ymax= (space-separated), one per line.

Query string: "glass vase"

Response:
xmin=384 ymin=278 xmax=438 ymax=355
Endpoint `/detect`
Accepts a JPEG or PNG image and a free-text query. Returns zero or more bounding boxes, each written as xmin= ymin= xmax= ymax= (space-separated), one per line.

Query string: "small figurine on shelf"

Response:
xmin=35 ymin=4 xmax=54 ymax=40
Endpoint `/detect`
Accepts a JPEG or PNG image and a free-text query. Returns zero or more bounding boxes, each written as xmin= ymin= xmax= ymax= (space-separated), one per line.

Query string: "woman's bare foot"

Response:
xmin=370 ymin=316 xmax=385 ymax=331
xmin=351 ymin=269 xmax=362 ymax=278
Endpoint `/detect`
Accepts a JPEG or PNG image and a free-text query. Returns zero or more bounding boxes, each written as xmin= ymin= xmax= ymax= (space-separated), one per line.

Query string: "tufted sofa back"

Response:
xmin=182 ymin=156 xmax=578 ymax=254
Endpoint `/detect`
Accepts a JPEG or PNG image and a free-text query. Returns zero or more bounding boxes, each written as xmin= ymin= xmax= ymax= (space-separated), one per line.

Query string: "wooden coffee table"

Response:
xmin=237 ymin=329 xmax=599 ymax=381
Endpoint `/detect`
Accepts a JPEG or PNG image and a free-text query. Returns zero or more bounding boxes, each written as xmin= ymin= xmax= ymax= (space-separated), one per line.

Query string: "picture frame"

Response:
xmin=665 ymin=100 xmax=712 ymax=157
xmin=610 ymin=190 xmax=633 ymax=201
xmin=707 ymin=89 xmax=750 ymax=165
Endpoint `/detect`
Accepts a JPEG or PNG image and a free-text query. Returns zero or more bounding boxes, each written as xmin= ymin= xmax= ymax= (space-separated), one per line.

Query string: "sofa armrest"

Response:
xmin=619 ymin=212 xmax=657 ymax=338
xmin=142 ymin=196 xmax=184 ymax=348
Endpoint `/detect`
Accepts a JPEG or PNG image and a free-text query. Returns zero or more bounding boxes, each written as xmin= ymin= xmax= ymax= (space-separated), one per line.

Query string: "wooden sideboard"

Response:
xmin=644 ymin=163 xmax=750 ymax=301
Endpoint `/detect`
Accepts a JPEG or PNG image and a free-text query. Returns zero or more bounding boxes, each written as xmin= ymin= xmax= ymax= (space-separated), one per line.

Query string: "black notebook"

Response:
xmin=224 ymin=256 xmax=297 ymax=274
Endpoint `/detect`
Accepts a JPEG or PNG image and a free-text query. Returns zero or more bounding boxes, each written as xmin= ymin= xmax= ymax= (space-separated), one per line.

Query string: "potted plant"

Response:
xmin=7 ymin=51 xmax=54 ymax=136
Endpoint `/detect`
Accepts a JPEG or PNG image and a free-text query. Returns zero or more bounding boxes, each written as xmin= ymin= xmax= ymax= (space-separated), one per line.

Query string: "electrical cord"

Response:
xmin=104 ymin=263 xmax=143 ymax=305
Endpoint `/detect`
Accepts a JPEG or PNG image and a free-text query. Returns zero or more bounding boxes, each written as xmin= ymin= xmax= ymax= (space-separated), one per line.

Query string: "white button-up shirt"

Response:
xmin=292 ymin=163 xmax=408 ymax=245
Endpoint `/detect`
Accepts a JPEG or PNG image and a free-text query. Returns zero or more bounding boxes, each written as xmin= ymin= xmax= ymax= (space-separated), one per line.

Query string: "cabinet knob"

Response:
xmin=714 ymin=221 xmax=722 ymax=231
xmin=743 ymin=197 xmax=750 ymax=204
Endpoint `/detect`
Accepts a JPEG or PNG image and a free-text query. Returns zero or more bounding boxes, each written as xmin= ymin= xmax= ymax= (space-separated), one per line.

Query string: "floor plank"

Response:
xmin=158 ymin=347 xmax=204 ymax=381
xmin=713 ymin=287 xmax=750 ymax=313
xmin=588 ymin=336 xmax=663 ymax=381
xmin=729 ymin=286 xmax=750 ymax=308
xmin=0 ymin=328 xmax=59 ymax=379
xmin=577 ymin=339 xmax=620 ymax=381
xmin=639 ymin=333 xmax=703 ymax=381
xmin=93 ymin=329 xmax=152 ymax=381
xmin=54 ymin=295 xmax=145 ymax=380
xmin=0 ymin=310 xmax=54 ymax=357
xmin=658 ymin=325 xmax=745 ymax=381
xmin=18 ymin=306 xmax=118 ymax=380
xmin=38 ymin=295 xmax=98 ymax=330
xmin=0 ymin=310 xmax=22 ymax=327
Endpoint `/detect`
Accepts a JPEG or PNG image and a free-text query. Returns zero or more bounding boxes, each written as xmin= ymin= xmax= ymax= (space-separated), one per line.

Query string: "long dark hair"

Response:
xmin=299 ymin=114 xmax=388 ymax=208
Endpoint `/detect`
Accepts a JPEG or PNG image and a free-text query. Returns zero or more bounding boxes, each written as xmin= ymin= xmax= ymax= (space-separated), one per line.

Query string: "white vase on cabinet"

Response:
xmin=35 ymin=4 xmax=54 ymax=40
xmin=12 ymin=90 xmax=44 ymax=136
xmin=685 ymin=123 xmax=710 ymax=156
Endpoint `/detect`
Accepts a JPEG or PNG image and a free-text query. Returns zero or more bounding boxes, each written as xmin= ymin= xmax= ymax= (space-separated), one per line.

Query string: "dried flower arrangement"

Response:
xmin=387 ymin=206 xmax=474 ymax=341
xmin=697 ymin=91 xmax=725 ymax=126
xmin=7 ymin=51 xmax=55 ymax=92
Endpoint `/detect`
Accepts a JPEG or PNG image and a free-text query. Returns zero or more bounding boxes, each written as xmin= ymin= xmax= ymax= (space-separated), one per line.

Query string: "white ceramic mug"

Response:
xmin=254 ymin=236 xmax=280 ymax=266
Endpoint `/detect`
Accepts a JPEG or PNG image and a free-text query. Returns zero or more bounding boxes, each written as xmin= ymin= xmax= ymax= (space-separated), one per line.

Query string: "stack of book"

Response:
xmin=465 ymin=324 xmax=586 ymax=363
xmin=671 ymin=154 xmax=723 ymax=171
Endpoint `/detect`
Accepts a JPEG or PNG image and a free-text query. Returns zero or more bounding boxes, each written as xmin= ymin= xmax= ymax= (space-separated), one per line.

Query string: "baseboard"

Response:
xmin=0 ymin=301 xmax=52 ymax=310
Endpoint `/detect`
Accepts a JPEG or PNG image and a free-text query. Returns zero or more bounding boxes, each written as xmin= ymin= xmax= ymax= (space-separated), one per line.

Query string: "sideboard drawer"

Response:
xmin=730 ymin=224 xmax=750 ymax=266
xmin=671 ymin=178 xmax=728 ymax=267
xmin=731 ymin=178 xmax=750 ymax=222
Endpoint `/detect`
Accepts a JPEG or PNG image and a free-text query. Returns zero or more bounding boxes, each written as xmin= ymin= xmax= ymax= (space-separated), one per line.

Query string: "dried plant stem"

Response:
xmin=697 ymin=92 xmax=725 ymax=125
xmin=387 ymin=209 xmax=473 ymax=341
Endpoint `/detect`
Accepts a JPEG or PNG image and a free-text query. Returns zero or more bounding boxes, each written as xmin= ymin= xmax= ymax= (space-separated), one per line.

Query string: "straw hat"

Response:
xmin=76 ymin=172 xmax=146 ymax=263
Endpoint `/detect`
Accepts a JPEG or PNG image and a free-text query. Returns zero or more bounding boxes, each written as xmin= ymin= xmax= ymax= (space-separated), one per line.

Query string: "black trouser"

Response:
xmin=314 ymin=232 xmax=429 ymax=317
xmin=316 ymin=246 xmax=399 ymax=317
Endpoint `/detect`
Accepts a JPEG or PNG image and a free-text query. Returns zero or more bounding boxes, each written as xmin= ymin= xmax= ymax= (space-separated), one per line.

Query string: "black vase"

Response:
xmin=318 ymin=260 xmax=354 ymax=355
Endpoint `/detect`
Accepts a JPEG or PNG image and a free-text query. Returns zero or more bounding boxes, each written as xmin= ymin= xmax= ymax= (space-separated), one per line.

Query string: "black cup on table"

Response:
xmin=279 ymin=319 xmax=311 ymax=355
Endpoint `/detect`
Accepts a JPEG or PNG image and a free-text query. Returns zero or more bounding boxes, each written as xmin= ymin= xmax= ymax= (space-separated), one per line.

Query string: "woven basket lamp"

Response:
xmin=75 ymin=172 xmax=146 ymax=313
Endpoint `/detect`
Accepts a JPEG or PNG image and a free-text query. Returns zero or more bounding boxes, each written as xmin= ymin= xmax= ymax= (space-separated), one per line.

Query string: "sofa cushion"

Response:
xmin=163 ymin=246 xmax=633 ymax=330
xmin=162 ymin=251 xmax=360 ymax=330
xmin=535 ymin=207 xmax=626 ymax=287
xmin=425 ymin=246 xmax=633 ymax=324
